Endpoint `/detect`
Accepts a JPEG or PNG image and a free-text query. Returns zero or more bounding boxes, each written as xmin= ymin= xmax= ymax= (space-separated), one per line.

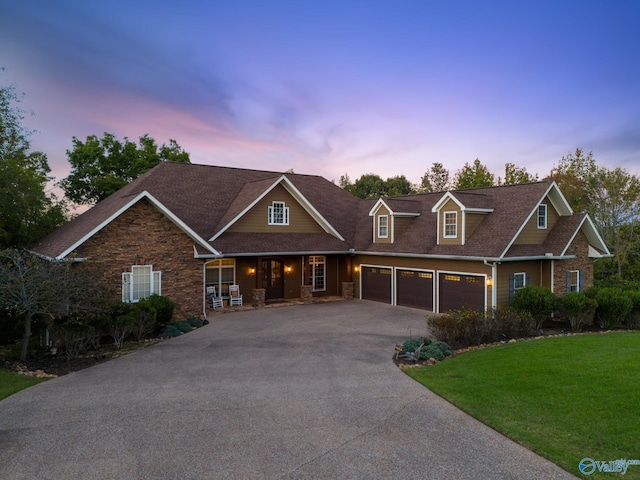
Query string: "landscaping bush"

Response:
xmin=186 ymin=316 xmax=204 ymax=328
xmin=402 ymin=338 xmax=422 ymax=353
xmin=427 ymin=308 xmax=495 ymax=347
xmin=110 ymin=313 xmax=135 ymax=348
xmin=160 ymin=324 xmax=183 ymax=337
xmin=130 ymin=299 xmax=157 ymax=341
xmin=558 ymin=292 xmax=597 ymax=331
xmin=145 ymin=294 xmax=174 ymax=326
xmin=420 ymin=341 xmax=452 ymax=361
xmin=51 ymin=315 xmax=100 ymax=359
xmin=590 ymin=287 xmax=633 ymax=329
xmin=427 ymin=307 xmax=536 ymax=348
xmin=510 ymin=286 xmax=557 ymax=329
xmin=625 ymin=290 xmax=640 ymax=330
xmin=172 ymin=321 xmax=193 ymax=333
xmin=492 ymin=306 xmax=536 ymax=338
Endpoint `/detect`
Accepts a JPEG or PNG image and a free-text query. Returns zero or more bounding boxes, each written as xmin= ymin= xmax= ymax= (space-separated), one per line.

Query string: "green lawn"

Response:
xmin=404 ymin=332 xmax=640 ymax=479
xmin=0 ymin=368 xmax=47 ymax=401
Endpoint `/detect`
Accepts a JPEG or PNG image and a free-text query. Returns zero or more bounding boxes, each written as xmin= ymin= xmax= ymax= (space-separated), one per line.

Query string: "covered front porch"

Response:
xmin=202 ymin=254 xmax=354 ymax=317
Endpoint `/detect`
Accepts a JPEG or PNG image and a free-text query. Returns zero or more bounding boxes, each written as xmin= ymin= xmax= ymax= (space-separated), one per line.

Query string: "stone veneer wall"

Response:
xmin=75 ymin=199 xmax=204 ymax=319
xmin=553 ymin=230 xmax=594 ymax=295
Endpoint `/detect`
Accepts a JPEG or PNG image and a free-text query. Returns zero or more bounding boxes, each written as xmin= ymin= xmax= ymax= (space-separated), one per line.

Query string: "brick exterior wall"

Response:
xmin=75 ymin=199 xmax=204 ymax=319
xmin=553 ymin=230 xmax=594 ymax=295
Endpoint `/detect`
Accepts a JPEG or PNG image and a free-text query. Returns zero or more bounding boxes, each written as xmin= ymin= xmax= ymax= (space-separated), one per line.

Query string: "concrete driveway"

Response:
xmin=0 ymin=301 xmax=575 ymax=479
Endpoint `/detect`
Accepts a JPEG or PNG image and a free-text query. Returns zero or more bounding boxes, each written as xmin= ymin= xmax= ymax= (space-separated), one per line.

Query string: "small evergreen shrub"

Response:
xmin=186 ymin=316 xmax=204 ymax=328
xmin=420 ymin=341 xmax=452 ymax=361
xmin=402 ymin=338 xmax=422 ymax=353
xmin=172 ymin=321 xmax=193 ymax=333
xmin=510 ymin=286 xmax=557 ymax=329
xmin=591 ymin=287 xmax=633 ymax=329
xmin=160 ymin=324 xmax=183 ymax=337
xmin=558 ymin=292 xmax=597 ymax=331
xmin=146 ymin=294 xmax=174 ymax=326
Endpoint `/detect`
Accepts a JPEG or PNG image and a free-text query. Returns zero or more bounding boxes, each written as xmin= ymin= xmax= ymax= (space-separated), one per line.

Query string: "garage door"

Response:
xmin=396 ymin=270 xmax=433 ymax=310
xmin=438 ymin=273 xmax=485 ymax=313
xmin=361 ymin=266 xmax=392 ymax=304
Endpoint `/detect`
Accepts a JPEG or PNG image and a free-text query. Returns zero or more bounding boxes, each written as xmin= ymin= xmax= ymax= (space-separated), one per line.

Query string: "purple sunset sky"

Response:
xmin=1 ymin=0 xmax=639 ymax=189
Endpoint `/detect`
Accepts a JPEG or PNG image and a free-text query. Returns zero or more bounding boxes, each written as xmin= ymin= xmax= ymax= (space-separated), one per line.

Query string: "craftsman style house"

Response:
xmin=32 ymin=162 xmax=610 ymax=319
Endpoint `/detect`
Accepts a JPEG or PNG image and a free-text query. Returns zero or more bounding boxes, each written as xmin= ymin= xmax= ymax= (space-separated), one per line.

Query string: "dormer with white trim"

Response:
xmin=431 ymin=192 xmax=493 ymax=246
xmin=369 ymin=198 xmax=420 ymax=243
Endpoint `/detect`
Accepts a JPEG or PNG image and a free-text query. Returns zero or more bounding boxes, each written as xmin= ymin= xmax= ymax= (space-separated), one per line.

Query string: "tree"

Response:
xmin=499 ymin=163 xmax=538 ymax=185
xmin=546 ymin=147 xmax=597 ymax=213
xmin=419 ymin=162 xmax=451 ymax=192
xmin=0 ymin=249 xmax=111 ymax=360
xmin=347 ymin=173 xmax=386 ymax=199
xmin=0 ymin=73 xmax=67 ymax=248
xmin=385 ymin=175 xmax=415 ymax=196
xmin=454 ymin=158 xmax=495 ymax=190
xmin=60 ymin=133 xmax=191 ymax=205
xmin=586 ymin=167 xmax=640 ymax=279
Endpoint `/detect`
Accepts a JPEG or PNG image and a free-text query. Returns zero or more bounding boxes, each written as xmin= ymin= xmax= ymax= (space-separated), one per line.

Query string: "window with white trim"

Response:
xmin=206 ymin=258 xmax=236 ymax=297
xmin=444 ymin=211 xmax=457 ymax=238
xmin=537 ymin=204 xmax=547 ymax=229
xmin=268 ymin=201 xmax=289 ymax=225
xmin=513 ymin=272 xmax=526 ymax=291
xmin=122 ymin=265 xmax=161 ymax=303
xmin=378 ymin=215 xmax=388 ymax=238
xmin=568 ymin=270 xmax=581 ymax=292
xmin=309 ymin=255 xmax=326 ymax=292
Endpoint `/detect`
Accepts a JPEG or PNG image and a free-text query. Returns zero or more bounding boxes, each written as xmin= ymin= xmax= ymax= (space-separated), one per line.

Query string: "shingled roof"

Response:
xmin=31 ymin=163 xmax=608 ymax=261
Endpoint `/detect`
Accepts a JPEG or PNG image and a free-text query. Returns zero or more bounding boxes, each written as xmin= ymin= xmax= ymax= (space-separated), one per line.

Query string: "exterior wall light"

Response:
xmin=248 ymin=267 xmax=256 ymax=276
xmin=486 ymin=276 xmax=493 ymax=287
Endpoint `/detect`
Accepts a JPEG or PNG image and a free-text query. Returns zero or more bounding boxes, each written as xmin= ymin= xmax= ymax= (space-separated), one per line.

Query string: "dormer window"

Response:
xmin=378 ymin=215 xmax=389 ymax=238
xmin=537 ymin=204 xmax=547 ymax=229
xmin=444 ymin=212 xmax=457 ymax=238
xmin=268 ymin=201 xmax=289 ymax=225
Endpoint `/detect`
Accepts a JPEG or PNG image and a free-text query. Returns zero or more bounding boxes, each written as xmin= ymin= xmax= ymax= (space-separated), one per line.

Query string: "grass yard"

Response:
xmin=0 ymin=368 xmax=47 ymax=402
xmin=404 ymin=331 xmax=640 ymax=479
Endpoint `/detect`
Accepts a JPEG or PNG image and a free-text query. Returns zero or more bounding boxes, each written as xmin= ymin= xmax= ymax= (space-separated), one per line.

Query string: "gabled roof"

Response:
xmin=369 ymin=198 xmax=421 ymax=217
xmin=32 ymin=162 xmax=359 ymax=259
xmin=32 ymin=166 xmax=608 ymax=263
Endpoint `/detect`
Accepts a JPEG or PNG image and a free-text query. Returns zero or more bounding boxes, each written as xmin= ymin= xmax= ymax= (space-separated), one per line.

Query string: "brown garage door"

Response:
xmin=439 ymin=273 xmax=485 ymax=313
xmin=361 ymin=266 xmax=392 ymax=304
xmin=396 ymin=270 xmax=433 ymax=310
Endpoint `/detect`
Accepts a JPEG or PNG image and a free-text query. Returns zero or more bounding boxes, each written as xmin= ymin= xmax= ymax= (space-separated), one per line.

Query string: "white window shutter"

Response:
xmin=122 ymin=272 xmax=132 ymax=302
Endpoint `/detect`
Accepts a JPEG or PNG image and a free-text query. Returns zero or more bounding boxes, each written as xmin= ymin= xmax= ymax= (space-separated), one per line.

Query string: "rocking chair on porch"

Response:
xmin=207 ymin=286 xmax=223 ymax=309
xmin=229 ymin=284 xmax=243 ymax=306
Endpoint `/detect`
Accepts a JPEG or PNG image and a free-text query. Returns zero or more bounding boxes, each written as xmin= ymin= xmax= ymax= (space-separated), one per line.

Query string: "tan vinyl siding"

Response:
xmin=228 ymin=184 xmax=324 ymax=233
xmin=496 ymin=261 xmax=542 ymax=306
xmin=438 ymin=199 xmax=462 ymax=245
xmin=464 ymin=212 xmax=486 ymax=241
xmin=513 ymin=196 xmax=560 ymax=245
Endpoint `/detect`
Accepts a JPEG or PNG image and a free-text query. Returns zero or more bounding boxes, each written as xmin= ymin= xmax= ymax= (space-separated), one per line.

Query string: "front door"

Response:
xmin=262 ymin=259 xmax=284 ymax=300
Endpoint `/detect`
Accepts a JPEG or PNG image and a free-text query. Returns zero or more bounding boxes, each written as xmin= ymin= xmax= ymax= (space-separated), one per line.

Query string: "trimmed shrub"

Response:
xmin=402 ymin=338 xmax=422 ymax=353
xmin=492 ymin=306 xmax=536 ymax=339
xmin=172 ymin=321 xmax=193 ymax=333
xmin=510 ymin=286 xmax=557 ymax=329
xmin=427 ymin=307 xmax=536 ymax=348
xmin=625 ymin=290 xmax=640 ymax=330
xmin=131 ymin=299 xmax=157 ymax=341
xmin=427 ymin=308 xmax=494 ymax=348
xmin=558 ymin=292 xmax=597 ymax=331
xmin=592 ymin=287 xmax=633 ymax=329
xmin=186 ymin=316 xmax=204 ymax=328
xmin=146 ymin=294 xmax=174 ymax=326
xmin=160 ymin=324 xmax=183 ymax=337
xmin=420 ymin=340 xmax=452 ymax=361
